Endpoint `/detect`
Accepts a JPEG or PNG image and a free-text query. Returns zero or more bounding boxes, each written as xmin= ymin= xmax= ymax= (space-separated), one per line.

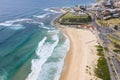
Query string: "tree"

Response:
xmin=114 ymin=25 xmax=118 ymax=30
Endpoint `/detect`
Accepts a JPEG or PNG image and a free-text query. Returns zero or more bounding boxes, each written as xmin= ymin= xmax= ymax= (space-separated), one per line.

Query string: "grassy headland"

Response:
xmin=58 ymin=12 xmax=92 ymax=25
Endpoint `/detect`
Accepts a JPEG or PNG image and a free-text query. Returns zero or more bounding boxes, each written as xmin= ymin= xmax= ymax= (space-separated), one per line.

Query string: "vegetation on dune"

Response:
xmin=106 ymin=34 xmax=120 ymax=54
xmin=95 ymin=45 xmax=103 ymax=49
xmin=96 ymin=45 xmax=104 ymax=56
xmin=112 ymin=43 xmax=120 ymax=54
xmin=107 ymin=34 xmax=120 ymax=45
xmin=114 ymin=25 xmax=119 ymax=30
xmin=95 ymin=57 xmax=111 ymax=80
xmin=113 ymin=49 xmax=120 ymax=53
xmin=114 ymin=43 xmax=120 ymax=49
xmin=97 ymin=18 xmax=120 ymax=27
xmin=95 ymin=45 xmax=111 ymax=80
xmin=59 ymin=12 xmax=92 ymax=25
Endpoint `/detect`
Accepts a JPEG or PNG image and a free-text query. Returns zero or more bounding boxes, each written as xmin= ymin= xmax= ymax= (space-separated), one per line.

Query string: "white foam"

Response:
xmin=26 ymin=34 xmax=59 ymax=80
xmin=43 ymin=8 xmax=49 ymax=11
xmin=54 ymin=35 xmax=70 ymax=80
xmin=62 ymin=34 xmax=70 ymax=52
xmin=38 ymin=23 xmax=51 ymax=30
xmin=39 ymin=26 xmax=50 ymax=30
xmin=37 ymin=62 xmax=57 ymax=80
xmin=0 ymin=71 xmax=8 ymax=80
xmin=0 ymin=76 xmax=5 ymax=80
xmin=26 ymin=37 xmax=47 ymax=80
xmin=35 ymin=34 xmax=70 ymax=80
xmin=37 ymin=22 xmax=45 ymax=27
xmin=39 ymin=23 xmax=44 ymax=26
xmin=48 ymin=29 xmax=60 ymax=34
xmin=49 ymin=10 xmax=61 ymax=13
xmin=0 ymin=22 xmax=12 ymax=26
xmin=0 ymin=18 xmax=32 ymax=26
xmin=8 ymin=24 xmax=25 ymax=30
xmin=44 ymin=8 xmax=61 ymax=13
xmin=33 ymin=13 xmax=49 ymax=18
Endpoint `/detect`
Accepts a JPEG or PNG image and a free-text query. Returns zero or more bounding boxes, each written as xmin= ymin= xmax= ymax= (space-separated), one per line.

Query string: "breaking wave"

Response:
xmin=33 ymin=13 xmax=50 ymax=18
xmin=0 ymin=18 xmax=32 ymax=26
xmin=8 ymin=24 xmax=25 ymax=30
xmin=44 ymin=8 xmax=61 ymax=13
xmin=36 ymin=34 xmax=70 ymax=80
xmin=26 ymin=33 xmax=60 ymax=80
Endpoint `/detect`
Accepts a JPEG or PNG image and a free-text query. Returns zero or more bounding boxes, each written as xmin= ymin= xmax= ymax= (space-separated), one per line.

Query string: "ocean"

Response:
xmin=0 ymin=0 xmax=94 ymax=80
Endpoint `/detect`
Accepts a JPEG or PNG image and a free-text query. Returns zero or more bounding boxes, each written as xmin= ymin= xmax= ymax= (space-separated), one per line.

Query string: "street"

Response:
xmin=90 ymin=13 xmax=119 ymax=80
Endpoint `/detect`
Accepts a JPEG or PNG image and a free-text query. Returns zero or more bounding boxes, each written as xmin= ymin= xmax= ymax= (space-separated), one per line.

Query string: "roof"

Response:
xmin=101 ymin=10 xmax=111 ymax=16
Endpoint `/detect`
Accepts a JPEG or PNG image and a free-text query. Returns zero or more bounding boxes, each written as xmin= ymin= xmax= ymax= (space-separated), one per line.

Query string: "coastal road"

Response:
xmin=90 ymin=13 xmax=117 ymax=80
xmin=112 ymin=56 xmax=120 ymax=78
xmin=93 ymin=14 xmax=120 ymax=80
xmin=109 ymin=49 xmax=120 ymax=79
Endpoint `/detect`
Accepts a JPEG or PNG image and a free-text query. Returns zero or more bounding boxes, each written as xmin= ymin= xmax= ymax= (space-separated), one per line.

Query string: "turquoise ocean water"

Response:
xmin=0 ymin=0 xmax=94 ymax=80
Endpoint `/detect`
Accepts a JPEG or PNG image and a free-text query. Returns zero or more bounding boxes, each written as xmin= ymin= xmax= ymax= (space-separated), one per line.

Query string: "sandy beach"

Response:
xmin=59 ymin=26 xmax=101 ymax=80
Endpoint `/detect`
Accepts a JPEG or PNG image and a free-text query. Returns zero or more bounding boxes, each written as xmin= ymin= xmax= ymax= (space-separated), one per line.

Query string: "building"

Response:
xmin=97 ymin=8 xmax=120 ymax=20
xmin=114 ymin=1 xmax=120 ymax=8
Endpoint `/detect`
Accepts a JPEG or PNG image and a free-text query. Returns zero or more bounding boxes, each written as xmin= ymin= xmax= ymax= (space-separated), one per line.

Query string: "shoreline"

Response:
xmin=59 ymin=27 xmax=86 ymax=80
xmin=52 ymin=12 xmax=101 ymax=79
xmin=59 ymin=26 xmax=100 ymax=80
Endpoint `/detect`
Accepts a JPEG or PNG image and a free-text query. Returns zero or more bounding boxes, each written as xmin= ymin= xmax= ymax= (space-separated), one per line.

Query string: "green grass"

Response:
xmin=95 ymin=45 xmax=103 ymax=49
xmin=61 ymin=13 xmax=88 ymax=19
xmin=97 ymin=51 xmax=104 ymax=56
xmin=95 ymin=45 xmax=111 ymax=80
xmin=95 ymin=57 xmax=111 ymax=80
xmin=59 ymin=12 xmax=92 ymax=25
xmin=105 ymin=47 xmax=109 ymax=52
